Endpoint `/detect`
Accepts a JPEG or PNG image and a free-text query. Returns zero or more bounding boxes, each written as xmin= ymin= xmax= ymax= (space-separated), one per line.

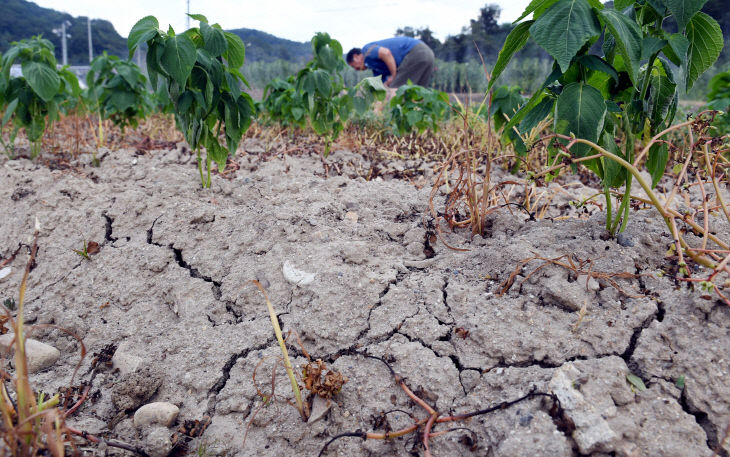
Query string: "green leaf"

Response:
xmin=514 ymin=0 xmax=559 ymax=22
xmin=160 ymin=34 xmax=197 ymax=88
xmin=646 ymin=0 xmax=667 ymax=15
xmin=599 ymin=9 xmax=642 ymax=85
xmin=530 ymin=0 xmax=601 ymax=73
xmin=675 ymin=375 xmax=685 ymax=389
xmin=614 ymin=0 xmax=634 ymax=10
xmin=223 ymin=32 xmax=246 ymax=69
xmin=2 ymin=98 xmax=19 ymax=127
xmin=646 ymin=143 xmax=668 ymax=187
xmin=600 ymin=132 xmax=626 ymax=188
xmin=642 ymin=36 xmax=667 ymax=60
xmin=187 ymin=13 xmax=208 ymax=24
xmin=489 ymin=21 xmax=534 ymax=92
xmin=665 ymin=0 xmax=708 ymax=31
xmin=648 ymin=74 xmax=677 ymax=129
xmin=554 ymin=82 xmax=607 ymax=158
xmin=519 ymin=95 xmax=554 ymax=132
xmin=21 ymin=61 xmax=60 ymax=102
xmin=201 ymin=22 xmax=227 ymax=57
xmin=312 ymin=69 xmax=331 ymax=96
xmin=685 ymin=12 xmax=724 ymax=91
xmin=128 ymin=16 xmax=159 ymax=58
xmin=663 ymin=33 xmax=689 ymax=68
xmin=578 ymin=55 xmax=619 ymax=83
xmin=626 ymin=373 xmax=647 ymax=391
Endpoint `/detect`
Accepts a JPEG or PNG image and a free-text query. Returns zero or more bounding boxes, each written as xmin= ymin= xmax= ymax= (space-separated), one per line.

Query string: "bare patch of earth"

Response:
xmin=0 ymin=143 xmax=728 ymax=457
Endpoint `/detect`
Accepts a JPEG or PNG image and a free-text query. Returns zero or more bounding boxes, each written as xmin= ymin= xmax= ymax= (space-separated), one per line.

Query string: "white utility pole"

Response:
xmin=88 ymin=17 xmax=93 ymax=62
xmin=53 ymin=21 xmax=72 ymax=65
xmin=186 ymin=0 xmax=190 ymax=29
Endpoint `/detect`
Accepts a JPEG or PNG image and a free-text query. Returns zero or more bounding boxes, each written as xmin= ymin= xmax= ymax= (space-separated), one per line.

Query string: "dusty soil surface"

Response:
xmin=1 ymin=141 xmax=729 ymax=457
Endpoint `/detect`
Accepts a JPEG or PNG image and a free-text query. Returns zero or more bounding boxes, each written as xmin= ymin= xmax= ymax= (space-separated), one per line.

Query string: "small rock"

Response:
xmin=112 ymin=349 xmax=143 ymax=376
xmin=112 ymin=365 xmax=162 ymax=411
xmin=0 ymin=334 xmax=60 ymax=373
xmin=308 ymin=396 xmax=331 ymax=424
xmin=134 ymin=402 xmax=180 ymax=428
xmin=344 ymin=211 xmax=358 ymax=223
xmin=282 ymin=261 xmax=315 ymax=286
xmin=0 ymin=267 xmax=11 ymax=281
xmin=144 ymin=426 xmax=173 ymax=457
xmin=616 ymin=233 xmax=635 ymax=247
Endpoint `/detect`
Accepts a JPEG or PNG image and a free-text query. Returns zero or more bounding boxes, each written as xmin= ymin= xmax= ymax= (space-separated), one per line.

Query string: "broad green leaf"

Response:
xmin=578 ymin=55 xmax=619 ymax=83
xmin=201 ymin=22 xmax=227 ymax=57
xmin=554 ymin=82 xmax=606 ymax=158
xmin=160 ymin=34 xmax=197 ymax=88
xmin=648 ymin=74 xmax=676 ymax=128
xmin=614 ymin=0 xmax=634 ymax=10
xmin=665 ymin=0 xmax=707 ymax=31
xmin=514 ymin=0 xmax=559 ymax=22
xmin=663 ymin=33 xmax=689 ymax=68
xmin=641 ymin=36 xmax=667 ymax=60
xmin=626 ymin=373 xmax=647 ymax=391
xmin=116 ymin=64 xmax=138 ymax=87
xmin=223 ymin=32 xmax=246 ymax=68
xmin=600 ymin=132 xmax=626 ymax=188
xmin=21 ymin=61 xmax=60 ymax=102
xmin=530 ymin=0 xmax=601 ymax=73
xmin=519 ymin=95 xmax=554 ymax=132
xmin=128 ymin=16 xmax=159 ymax=57
xmin=599 ymin=9 xmax=642 ymax=85
xmin=489 ymin=21 xmax=534 ymax=92
xmin=312 ymin=70 xmax=330 ymax=96
xmin=646 ymin=142 xmax=668 ymax=187
xmin=2 ymin=98 xmax=19 ymax=127
xmin=685 ymin=12 xmax=723 ymax=91
xmin=110 ymin=91 xmax=136 ymax=111
xmin=646 ymin=0 xmax=667 ymax=15
xmin=187 ymin=13 xmax=208 ymax=24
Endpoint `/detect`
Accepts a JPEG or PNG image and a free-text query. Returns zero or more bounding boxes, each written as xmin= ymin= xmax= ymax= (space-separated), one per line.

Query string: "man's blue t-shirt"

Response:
xmin=362 ymin=37 xmax=421 ymax=81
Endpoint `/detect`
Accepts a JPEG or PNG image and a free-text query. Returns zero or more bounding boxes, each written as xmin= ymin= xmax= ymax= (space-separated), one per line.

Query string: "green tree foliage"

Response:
xmin=226 ymin=29 xmax=312 ymax=63
xmin=0 ymin=0 xmax=126 ymax=64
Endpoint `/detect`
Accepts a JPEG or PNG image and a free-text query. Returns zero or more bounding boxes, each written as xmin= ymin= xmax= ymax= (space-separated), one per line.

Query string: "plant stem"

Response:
xmin=196 ymin=148 xmax=205 ymax=187
xmin=252 ymin=280 xmax=307 ymax=420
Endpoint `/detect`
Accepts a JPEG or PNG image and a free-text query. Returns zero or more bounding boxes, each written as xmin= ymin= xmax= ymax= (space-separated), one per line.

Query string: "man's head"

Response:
xmin=346 ymin=48 xmax=365 ymax=70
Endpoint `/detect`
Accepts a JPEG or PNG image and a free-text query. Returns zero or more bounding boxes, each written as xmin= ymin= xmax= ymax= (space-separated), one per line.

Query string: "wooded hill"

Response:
xmin=0 ymin=0 xmax=312 ymax=65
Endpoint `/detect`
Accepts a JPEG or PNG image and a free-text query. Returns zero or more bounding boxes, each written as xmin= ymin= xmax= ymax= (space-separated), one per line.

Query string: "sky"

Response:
xmin=31 ymin=0 xmax=532 ymax=51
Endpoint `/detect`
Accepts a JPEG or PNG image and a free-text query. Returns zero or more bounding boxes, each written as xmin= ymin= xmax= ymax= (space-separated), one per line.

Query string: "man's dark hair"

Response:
xmin=346 ymin=48 xmax=362 ymax=64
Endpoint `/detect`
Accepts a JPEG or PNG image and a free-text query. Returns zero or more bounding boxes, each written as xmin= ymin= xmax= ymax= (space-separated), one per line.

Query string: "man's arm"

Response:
xmin=377 ymin=47 xmax=397 ymax=86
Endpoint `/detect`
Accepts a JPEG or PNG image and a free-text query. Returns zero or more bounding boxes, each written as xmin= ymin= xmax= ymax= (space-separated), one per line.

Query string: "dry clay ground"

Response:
xmin=1 ymin=140 xmax=729 ymax=457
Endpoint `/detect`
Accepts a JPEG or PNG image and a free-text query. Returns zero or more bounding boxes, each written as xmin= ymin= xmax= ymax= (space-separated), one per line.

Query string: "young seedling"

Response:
xmin=0 ymin=37 xmax=80 ymax=159
xmin=127 ymin=14 xmax=255 ymax=188
xmin=72 ymin=240 xmax=99 ymax=260
xmin=489 ymin=0 xmax=724 ymax=235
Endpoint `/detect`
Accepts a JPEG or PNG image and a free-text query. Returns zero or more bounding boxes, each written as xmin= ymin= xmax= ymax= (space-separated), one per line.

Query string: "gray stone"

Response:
xmin=0 ymin=333 xmax=60 ymax=373
xmin=144 ymin=426 xmax=173 ymax=457
xmin=134 ymin=402 xmax=180 ymax=428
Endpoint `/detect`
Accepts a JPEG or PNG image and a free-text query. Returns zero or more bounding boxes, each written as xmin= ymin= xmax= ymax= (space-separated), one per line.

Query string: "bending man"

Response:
xmin=346 ymin=36 xmax=434 ymax=88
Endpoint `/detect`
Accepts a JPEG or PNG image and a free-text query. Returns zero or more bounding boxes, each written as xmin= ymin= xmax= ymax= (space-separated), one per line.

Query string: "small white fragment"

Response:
xmin=282 ymin=261 xmax=315 ymax=286
xmin=0 ymin=267 xmax=11 ymax=281
xmin=307 ymin=396 xmax=331 ymax=424
xmin=134 ymin=402 xmax=180 ymax=428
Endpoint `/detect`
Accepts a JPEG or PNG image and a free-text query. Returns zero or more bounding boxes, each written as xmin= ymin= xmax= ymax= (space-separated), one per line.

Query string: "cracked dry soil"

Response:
xmin=1 ymin=143 xmax=729 ymax=457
